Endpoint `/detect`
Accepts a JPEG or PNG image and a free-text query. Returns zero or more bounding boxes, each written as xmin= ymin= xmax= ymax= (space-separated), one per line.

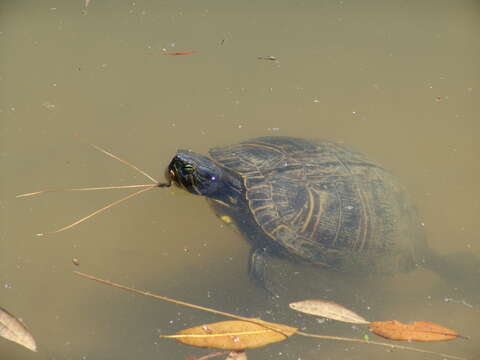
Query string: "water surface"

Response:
xmin=1 ymin=1 xmax=479 ymax=359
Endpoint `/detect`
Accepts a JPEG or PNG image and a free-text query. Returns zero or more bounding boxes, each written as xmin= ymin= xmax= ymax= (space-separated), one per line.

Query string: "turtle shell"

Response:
xmin=209 ymin=136 xmax=427 ymax=273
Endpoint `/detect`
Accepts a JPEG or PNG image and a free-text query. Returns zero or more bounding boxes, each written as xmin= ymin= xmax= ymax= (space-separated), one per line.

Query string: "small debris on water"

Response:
xmin=267 ymin=127 xmax=280 ymax=132
xmin=444 ymin=297 xmax=473 ymax=308
xmin=163 ymin=50 xmax=198 ymax=56
xmin=42 ymin=102 xmax=56 ymax=111
xmin=72 ymin=258 xmax=80 ymax=266
xmin=257 ymin=56 xmax=277 ymax=61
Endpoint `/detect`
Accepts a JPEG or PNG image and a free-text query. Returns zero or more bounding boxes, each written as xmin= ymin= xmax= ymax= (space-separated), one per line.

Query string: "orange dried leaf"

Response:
xmin=162 ymin=319 xmax=297 ymax=350
xmin=368 ymin=320 xmax=462 ymax=342
xmin=289 ymin=299 xmax=369 ymax=324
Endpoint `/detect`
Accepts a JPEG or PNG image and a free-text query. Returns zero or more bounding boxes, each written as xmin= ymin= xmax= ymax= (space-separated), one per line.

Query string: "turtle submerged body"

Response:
xmin=167 ymin=136 xmax=429 ymax=282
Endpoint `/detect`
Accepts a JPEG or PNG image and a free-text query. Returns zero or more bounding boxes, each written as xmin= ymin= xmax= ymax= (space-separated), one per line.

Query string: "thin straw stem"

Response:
xmin=86 ymin=141 xmax=158 ymax=183
xmin=74 ymin=271 xmax=252 ymax=322
xmin=17 ymin=184 xmax=154 ymax=198
xmin=37 ymin=185 xmax=155 ymax=236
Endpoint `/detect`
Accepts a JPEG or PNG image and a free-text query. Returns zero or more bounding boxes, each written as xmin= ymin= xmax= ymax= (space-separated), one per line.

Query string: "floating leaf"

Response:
xmin=0 ymin=307 xmax=37 ymax=351
xmin=289 ymin=299 xmax=369 ymax=324
xmin=162 ymin=319 xmax=297 ymax=350
xmin=368 ymin=320 xmax=462 ymax=342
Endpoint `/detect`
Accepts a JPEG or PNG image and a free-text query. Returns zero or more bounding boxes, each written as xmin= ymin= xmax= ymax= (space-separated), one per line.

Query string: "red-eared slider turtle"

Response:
xmin=166 ymin=136 xmax=477 ymax=287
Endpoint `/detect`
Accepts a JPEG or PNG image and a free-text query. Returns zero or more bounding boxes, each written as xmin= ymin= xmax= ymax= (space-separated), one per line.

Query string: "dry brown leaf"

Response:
xmin=162 ymin=319 xmax=297 ymax=350
xmin=0 ymin=307 xmax=37 ymax=351
xmin=289 ymin=299 xmax=369 ymax=324
xmin=369 ymin=320 xmax=462 ymax=342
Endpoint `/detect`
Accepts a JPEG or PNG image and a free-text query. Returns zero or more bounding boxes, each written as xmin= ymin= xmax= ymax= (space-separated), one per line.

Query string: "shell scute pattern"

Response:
xmin=209 ymin=136 xmax=423 ymax=270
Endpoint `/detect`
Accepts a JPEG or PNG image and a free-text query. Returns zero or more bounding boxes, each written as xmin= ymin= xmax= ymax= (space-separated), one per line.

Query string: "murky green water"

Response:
xmin=1 ymin=1 xmax=479 ymax=359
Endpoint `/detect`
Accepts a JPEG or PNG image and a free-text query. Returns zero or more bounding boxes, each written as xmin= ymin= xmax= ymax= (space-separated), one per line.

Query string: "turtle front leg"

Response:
xmin=248 ymin=248 xmax=286 ymax=297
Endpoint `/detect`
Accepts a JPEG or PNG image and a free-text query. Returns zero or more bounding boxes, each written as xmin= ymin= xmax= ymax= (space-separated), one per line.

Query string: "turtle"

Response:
xmin=166 ymin=136 xmax=477 ymax=287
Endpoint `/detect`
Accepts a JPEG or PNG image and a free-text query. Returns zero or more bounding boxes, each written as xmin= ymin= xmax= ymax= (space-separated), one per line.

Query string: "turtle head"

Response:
xmin=167 ymin=150 xmax=222 ymax=196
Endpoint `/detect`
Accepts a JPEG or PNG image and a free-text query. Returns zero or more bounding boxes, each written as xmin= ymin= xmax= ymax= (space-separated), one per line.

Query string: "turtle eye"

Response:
xmin=183 ymin=164 xmax=195 ymax=174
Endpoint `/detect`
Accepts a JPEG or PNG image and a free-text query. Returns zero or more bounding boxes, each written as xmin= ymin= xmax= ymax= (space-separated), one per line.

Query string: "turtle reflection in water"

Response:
xmin=167 ymin=136 xmax=477 ymax=289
